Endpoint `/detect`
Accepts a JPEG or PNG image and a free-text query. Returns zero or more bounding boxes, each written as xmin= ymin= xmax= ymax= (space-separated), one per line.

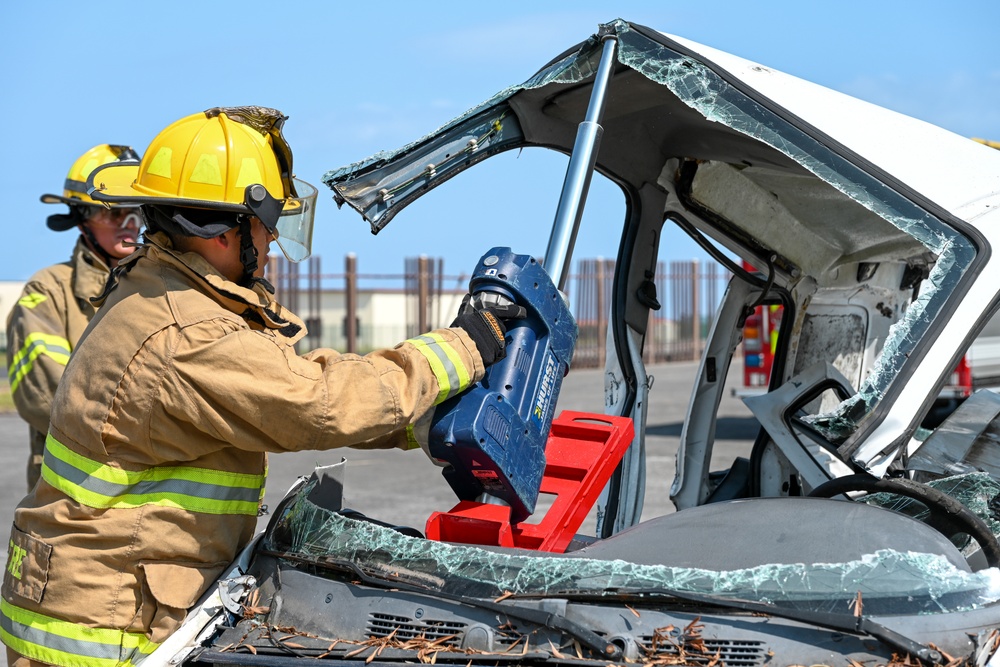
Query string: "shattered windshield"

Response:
xmin=265 ymin=477 xmax=1000 ymax=617
xmin=864 ymin=472 xmax=1000 ymax=556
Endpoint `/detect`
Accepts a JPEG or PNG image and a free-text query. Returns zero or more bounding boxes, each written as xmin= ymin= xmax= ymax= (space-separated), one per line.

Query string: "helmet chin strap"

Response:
xmin=79 ymin=220 xmax=117 ymax=269
xmin=237 ymin=214 xmax=275 ymax=294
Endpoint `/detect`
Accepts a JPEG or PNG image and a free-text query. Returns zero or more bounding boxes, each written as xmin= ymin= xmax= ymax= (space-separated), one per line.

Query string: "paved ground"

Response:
xmin=0 ymin=361 xmax=755 ymax=540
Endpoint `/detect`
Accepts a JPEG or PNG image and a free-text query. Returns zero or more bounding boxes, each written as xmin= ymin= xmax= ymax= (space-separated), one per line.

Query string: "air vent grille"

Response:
xmin=367 ymin=613 xmax=467 ymax=646
xmin=639 ymin=635 xmax=767 ymax=667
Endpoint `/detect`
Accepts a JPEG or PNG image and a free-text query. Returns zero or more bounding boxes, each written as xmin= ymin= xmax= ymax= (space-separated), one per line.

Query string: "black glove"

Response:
xmin=451 ymin=296 xmax=527 ymax=367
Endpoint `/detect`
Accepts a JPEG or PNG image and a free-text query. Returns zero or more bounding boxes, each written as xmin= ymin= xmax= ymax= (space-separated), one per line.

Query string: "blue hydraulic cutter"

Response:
xmin=428 ymin=248 xmax=576 ymax=521
xmin=426 ymin=30 xmax=620 ymax=524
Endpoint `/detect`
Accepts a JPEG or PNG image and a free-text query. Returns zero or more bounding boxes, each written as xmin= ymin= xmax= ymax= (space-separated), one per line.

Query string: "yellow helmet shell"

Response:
xmin=90 ymin=110 xmax=286 ymax=211
xmin=972 ymin=137 xmax=1000 ymax=151
xmin=88 ymin=107 xmax=318 ymax=262
xmin=41 ymin=144 xmax=140 ymax=207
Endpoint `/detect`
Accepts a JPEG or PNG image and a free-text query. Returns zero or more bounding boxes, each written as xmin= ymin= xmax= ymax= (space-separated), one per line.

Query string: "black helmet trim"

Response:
xmin=45 ymin=207 xmax=89 ymax=232
xmin=63 ymin=177 xmax=89 ymax=194
xmin=144 ymin=205 xmax=240 ymax=240
xmin=108 ymin=145 xmax=141 ymax=162
xmin=88 ymin=163 xmax=279 ymax=228
xmin=93 ymin=182 xmax=283 ymax=237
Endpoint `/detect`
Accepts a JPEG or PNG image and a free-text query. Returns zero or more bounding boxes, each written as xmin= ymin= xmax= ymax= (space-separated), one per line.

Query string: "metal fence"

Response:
xmin=267 ymin=255 xmax=731 ymax=367
xmin=573 ymin=259 xmax=731 ymax=368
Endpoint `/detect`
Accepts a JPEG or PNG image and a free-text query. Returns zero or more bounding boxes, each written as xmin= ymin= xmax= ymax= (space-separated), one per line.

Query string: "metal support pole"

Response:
xmin=345 ymin=254 xmax=357 ymax=354
xmin=596 ymin=258 xmax=607 ymax=369
xmin=309 ymin=256 xmax=321 ymax=348
xmin=418 ymin=255 xmax=429 ymax=334
xmin=543 ymin=34 xmax=618 ymax=291
xmin=691 ymin=259 xmax=701 ymax=361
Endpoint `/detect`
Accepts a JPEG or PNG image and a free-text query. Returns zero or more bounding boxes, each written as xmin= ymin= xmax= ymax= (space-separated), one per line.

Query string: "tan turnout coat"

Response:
xmin=1 ymin=233 xmax=484 ymax=666
xmin=5 ymin=238 xmax=110 ymax=490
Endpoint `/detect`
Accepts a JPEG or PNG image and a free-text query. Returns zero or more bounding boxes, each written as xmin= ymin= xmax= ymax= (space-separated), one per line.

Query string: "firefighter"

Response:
xmin=6 ymin=144 xmax=142 ymax=492
xmin=1 ymin=107 xmax=519 ymax=667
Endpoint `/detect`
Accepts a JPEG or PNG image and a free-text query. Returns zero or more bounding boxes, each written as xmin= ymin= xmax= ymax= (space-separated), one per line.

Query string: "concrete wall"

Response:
xmin=298 ymin=289 xmax=467 ymax=352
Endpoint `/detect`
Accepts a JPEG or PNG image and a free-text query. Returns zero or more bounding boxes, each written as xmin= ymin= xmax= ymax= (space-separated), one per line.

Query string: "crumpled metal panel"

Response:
xmin=321 ymin=32 xmax=606 ymax=232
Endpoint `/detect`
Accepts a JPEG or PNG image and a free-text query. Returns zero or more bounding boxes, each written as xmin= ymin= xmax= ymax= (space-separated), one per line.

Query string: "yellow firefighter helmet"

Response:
xmin=88 ymin=107 xmax=316 ymax=262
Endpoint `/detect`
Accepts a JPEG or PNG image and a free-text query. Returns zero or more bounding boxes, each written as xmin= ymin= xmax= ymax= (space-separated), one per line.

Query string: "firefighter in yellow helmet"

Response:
xmin=1 ymin=107 xmax=520 ymax=667
xmin=6 ymin=144 xmax=142 ymax=492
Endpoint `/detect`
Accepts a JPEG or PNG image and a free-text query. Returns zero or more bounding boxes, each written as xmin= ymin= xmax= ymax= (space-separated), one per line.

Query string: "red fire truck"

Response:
xmin=738 ymin=286 xmax=972 ymax=400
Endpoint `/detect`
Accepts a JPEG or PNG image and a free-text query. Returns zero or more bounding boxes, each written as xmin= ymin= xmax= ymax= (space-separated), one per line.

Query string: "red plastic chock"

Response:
xmin=425 ymin=411 xmax=634 ymax=553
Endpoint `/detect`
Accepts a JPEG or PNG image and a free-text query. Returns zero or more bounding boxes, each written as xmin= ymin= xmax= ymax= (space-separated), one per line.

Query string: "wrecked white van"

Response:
xmin=156 ymin=19 xmax=1000 ymax=667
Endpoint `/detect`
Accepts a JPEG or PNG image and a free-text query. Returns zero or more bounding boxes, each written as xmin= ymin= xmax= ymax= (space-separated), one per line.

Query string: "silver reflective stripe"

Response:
xmin=43 ymin=435 xmax=264 ymax=516
xmin=45 ymin=450 xmax=261 ymax=505
xmin=1 ymin=598 xmax=156 ymax=666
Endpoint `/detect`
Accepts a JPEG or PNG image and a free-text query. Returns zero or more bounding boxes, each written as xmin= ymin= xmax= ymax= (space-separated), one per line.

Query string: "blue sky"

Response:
xmin=2 ymin=1 xmax=998 ymax=284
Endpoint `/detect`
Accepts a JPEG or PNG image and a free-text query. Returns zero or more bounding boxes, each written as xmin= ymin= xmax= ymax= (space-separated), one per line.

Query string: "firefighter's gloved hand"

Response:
xmin=452 ymin=304 xmax=526 ymax=367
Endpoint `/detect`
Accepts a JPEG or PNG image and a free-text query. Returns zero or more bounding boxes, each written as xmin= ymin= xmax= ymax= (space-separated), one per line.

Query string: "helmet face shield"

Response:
xmin=274 ymin=178 xmax=317 ymax=263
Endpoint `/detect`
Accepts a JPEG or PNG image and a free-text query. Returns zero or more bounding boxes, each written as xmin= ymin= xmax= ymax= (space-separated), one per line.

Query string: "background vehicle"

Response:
xmin=736 ymin=267 xmax=975 ymax=428
xmin=152 ymin=20 xmax=1000 ymax=667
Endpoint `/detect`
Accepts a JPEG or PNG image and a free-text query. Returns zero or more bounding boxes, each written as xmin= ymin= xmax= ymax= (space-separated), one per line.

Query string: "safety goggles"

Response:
xmin=87 ymin=206 xmax=142 ymax=230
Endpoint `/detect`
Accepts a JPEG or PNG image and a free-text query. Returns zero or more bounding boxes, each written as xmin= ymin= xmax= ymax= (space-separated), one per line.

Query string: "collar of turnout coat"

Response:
xmin=103 ymin=231 xmax=307 ymax=342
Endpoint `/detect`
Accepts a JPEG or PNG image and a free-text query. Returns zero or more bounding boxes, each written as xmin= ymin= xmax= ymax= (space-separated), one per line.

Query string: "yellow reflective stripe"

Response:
xmin=260 ymin=459 xmax=269 ymax=503
xmin=1 ymin=598 xmax=158 ymax=667
xmin=147 ymin=146 xmax=172 ymax=179
xmin=43 ymin=435 xmax=264 ymax=516
xmin=17 ymin=293 xmax=48 ymax=309
xmin=8 ymin=332 xmax=72 ymax=393
xmin=405 ymin=424 xmax=420 ymax=450
xmin=406 ymin=333 xmax=473 ymax=404
xmin=428 ymin=332 xmax=473 ymax=400
xmin=408 ymin=335 xmax=451 ymax=402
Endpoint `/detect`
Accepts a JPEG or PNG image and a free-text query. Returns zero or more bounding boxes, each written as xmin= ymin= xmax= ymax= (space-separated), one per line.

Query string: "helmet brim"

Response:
xmin=41 ymin=186 xmax=138 ymax=231
xmin=86 ymin=162 xmax=145 ymax=204
xmin=41 ymin=192 xmax=139 ymax=207
xmin=41 ymin=193 xmax=93 ymax=209
xmin=45 ymin=212 xmax=84 ymax=232
xmin=88 ymin=161 xmax=252 ymax=217
xmin=90 ymin=162 xmax=319 ymax=262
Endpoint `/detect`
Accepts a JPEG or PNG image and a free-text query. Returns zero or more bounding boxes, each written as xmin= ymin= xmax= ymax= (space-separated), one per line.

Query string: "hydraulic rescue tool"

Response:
xmin=425 ymin=31 xmax=625 ymax=531
xmin=428 ymin=248 xmax=577 ymax=521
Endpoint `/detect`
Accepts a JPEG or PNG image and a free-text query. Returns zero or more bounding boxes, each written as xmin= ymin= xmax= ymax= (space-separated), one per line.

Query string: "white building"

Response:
xmin=1 ymin=277 xmax=467 ymax=356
